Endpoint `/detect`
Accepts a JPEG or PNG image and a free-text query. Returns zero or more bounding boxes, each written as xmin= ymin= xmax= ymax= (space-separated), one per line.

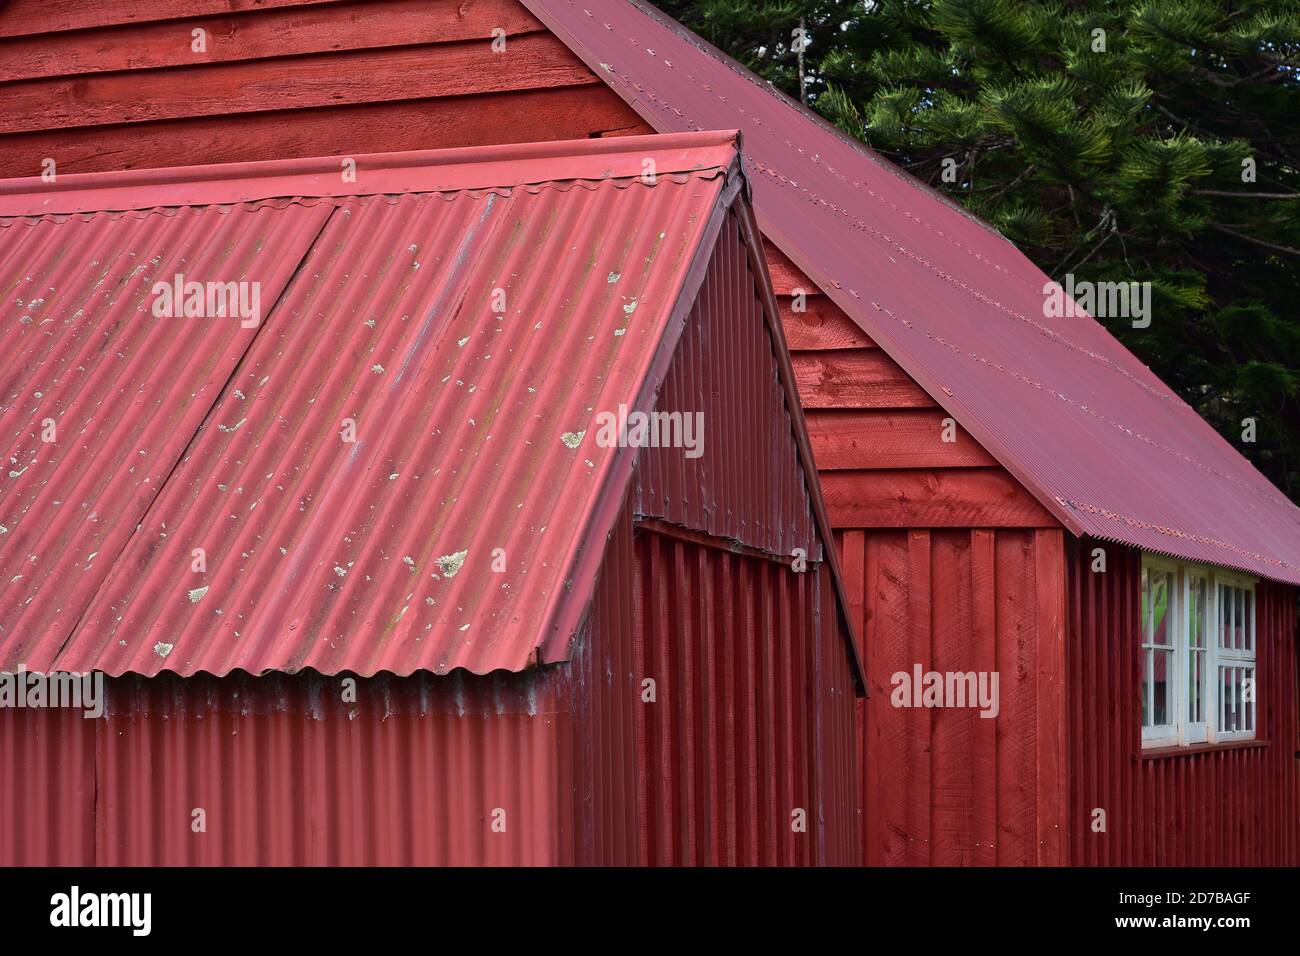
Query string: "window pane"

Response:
xmin=1220 ymin=667 xmax=1234 ymax=732
xmin=1151 ymin=571 xmax=1172 ymax=648
xmin=1218 ymin=665 xmax=1254 ymax=733
xmin=1235 ymin=588 xmax=1244 ymax=649
xmin=1245 ymin=667 xmax=1254 ymax=732
xmin=1244 ymin=590 xmax=1253 ymax=652
xmin=1188 ymin=577 xmax=1206 ymax=649
xmin=1218 ymin=583 xmax=1229 ymax=648
xmin=1153 ymin=649 xmax=1172 ymax=726
xmin=1188 ymin=649 xmax=1204 ymax=723
xmin=1219 ymin=584 xmax=1246 ymax=651
xmin=1140 ymin=648 xmax=1149 ymax=726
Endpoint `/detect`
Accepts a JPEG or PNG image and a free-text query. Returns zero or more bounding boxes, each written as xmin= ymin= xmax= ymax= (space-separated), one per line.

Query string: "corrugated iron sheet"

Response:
xmin=525 ymin=0 xmax=1300 ymax=584
xmin=1 ymin=132 xmax=745 ymax=676
xmin=1 ymin=669 xmax=573 ymax=866
xmin=0 ymin=197 xmax=861 ymax=867
xmin=0 ymin=201 xmax=334 ymax=670
xmin=635 ymin=211 xmax=819 ymax=559
xmin=631 ymin=528 xmax=858 ymax=865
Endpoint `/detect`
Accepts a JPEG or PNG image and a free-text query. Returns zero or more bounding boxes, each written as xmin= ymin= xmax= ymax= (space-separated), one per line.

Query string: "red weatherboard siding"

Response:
xmin=839 ymin=528 xmax=1067 ymax=865
xmin=1067 ymin=539 xmax=1299 ymax=866
xmin=0 ymin=0 xmax=651 ymax=176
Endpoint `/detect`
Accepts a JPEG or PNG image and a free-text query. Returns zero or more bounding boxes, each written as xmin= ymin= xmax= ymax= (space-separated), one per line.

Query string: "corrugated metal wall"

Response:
xmin=628 ymin=530 xmax=857 ymax=865
xmin=839 ymin=528 xmax=1067 ymax=865
xmin=635 ymin=219 xmax=819 ymax=560
xmin=566 ymin=212 xmax=859 ymax=866
xmin=1 ymin=670 xmax=572 ymax=866
xmin=1067 ymin=538 xmax=1299 ymax=865
xmin=0 ymin=703 xmax=95 ymax=865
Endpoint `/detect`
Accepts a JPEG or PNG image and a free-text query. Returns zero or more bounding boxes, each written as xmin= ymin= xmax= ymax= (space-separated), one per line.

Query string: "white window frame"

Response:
xmin=1140 ymin=556 xmax=1181 ymax=748
xmin=1213 ymin=569 xmax=1257 ymax=743
xmin=1139 ymin=555 xmax=1257 ymax=750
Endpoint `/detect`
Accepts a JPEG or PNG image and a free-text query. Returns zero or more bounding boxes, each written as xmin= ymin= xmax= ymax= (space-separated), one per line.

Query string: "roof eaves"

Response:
xmin=0 ymin=130 xmax=742 ymax=217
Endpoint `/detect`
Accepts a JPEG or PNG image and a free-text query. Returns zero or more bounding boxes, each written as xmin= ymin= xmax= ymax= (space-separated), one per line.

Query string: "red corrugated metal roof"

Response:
xmin=525 ymin=0 xmax=1300 ymax=584
xmin=1 ymin=131 xmax=790 ymax=676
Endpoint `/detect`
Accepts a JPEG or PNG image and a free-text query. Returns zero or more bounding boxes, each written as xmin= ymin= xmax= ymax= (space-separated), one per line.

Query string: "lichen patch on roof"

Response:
xmin=0 ymin=132 xmax=745 ymax=675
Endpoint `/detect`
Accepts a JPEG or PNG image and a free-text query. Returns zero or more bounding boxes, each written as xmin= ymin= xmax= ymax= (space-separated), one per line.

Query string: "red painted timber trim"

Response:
xmin=0 ymin=0 xmax=330 ymax=38
xmin=634 ymin=518 xmax=802 ymax=565
xmin=821 ymin=468 xmax=1058 ymax=528
xmin=0 ymin=86 xmax=649 ymax=178
xmin=1139 ymin=740 xmax=1271 ymax=760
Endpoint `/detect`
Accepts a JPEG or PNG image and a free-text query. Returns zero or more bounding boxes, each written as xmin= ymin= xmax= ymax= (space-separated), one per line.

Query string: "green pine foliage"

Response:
xmin=661 ymin=0 xmax=1300 ymax=499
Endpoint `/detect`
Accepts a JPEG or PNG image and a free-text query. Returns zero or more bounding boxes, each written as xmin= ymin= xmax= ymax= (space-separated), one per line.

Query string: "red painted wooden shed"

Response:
xmin=1 ymin=0 xmax=1297 ymax=867
xmin=0 ymin=131 xmax=861 ymax=865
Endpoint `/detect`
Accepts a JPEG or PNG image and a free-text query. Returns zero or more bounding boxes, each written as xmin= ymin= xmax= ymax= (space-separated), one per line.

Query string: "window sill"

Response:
xmin=1139 ymin=739 xmax=1268 ymax=760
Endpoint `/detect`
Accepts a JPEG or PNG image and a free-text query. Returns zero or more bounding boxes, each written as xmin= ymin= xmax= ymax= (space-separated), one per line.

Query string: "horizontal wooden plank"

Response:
xmin=763 ymin=239 xmax=814 ymax=294
xmin=1 ymin=32 xmax=595 ymax=134
xmin=780 ymin=295 xmax=875 ymax=350
xmin=821 ymin=468 xmax=1058 ymax=528
xmin=792 ymin=350 xmax=934 ymax=409
xmin=0 ymin=0 xmax=545 ymax=83
xmin=0 ymin=85 xmax=643 ymax=176
xmin=805 ymin=409 xmax=998 ymax=470
xmin=0 ymin=0 xmax=331 ymax=38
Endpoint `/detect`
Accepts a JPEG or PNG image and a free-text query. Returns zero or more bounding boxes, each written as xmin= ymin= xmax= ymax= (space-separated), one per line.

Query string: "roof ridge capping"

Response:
xmin=0 ymin=130 xmax=743 ymax=217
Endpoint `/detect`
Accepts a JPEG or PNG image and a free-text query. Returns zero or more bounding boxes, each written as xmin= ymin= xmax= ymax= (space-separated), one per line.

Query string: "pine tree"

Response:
xmin=664 ymin=0 xmax=1300 ymax=499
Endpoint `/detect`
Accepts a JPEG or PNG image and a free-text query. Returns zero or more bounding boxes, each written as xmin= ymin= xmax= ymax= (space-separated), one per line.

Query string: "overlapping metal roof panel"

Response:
xmin=0 ymin=132 xmax=761 ymax=675
xmin=525 ymin=0 xmax=1300 ymax=583
xmin=0 ymin=200 xmax=332 ymax=669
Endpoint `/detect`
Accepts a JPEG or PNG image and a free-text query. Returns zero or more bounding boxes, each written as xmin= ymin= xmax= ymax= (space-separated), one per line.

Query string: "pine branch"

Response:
xmin=1193 ymin=190 xmax=1300 ymax=199
xmin=1211 ymin=224 xmax=1300 ymax=258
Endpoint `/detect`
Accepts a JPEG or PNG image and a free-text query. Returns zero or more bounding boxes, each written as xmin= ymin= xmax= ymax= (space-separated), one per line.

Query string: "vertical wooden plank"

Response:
xmin=906 ymin=529 xmax=932 ymax=866
xmin=971 ymin=530 xmax=998 ymax=865
xmin=1033 ymin=529 xmax=1067 ymax=865
xmin=866 ymin=532 xmax=911 ymax=865
xmin=841 ymin=531 xmax=867 ymax=661
xmin=930 ymin=530 xmax=975 ymax=864
xmin=995 ymin=530 xmax=1036 ymax=864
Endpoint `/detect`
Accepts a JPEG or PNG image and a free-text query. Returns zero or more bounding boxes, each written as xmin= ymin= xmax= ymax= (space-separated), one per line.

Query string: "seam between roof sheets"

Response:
xmin=1065 ymin=501 xmax=1300 ymax=577
xmin=865 ymin=297 xmax=1295 ymax=511
xmin=46 ymin=202 xmax=344 ymax=675
xmin=0 ymin=169 xmax=719 ymax=226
